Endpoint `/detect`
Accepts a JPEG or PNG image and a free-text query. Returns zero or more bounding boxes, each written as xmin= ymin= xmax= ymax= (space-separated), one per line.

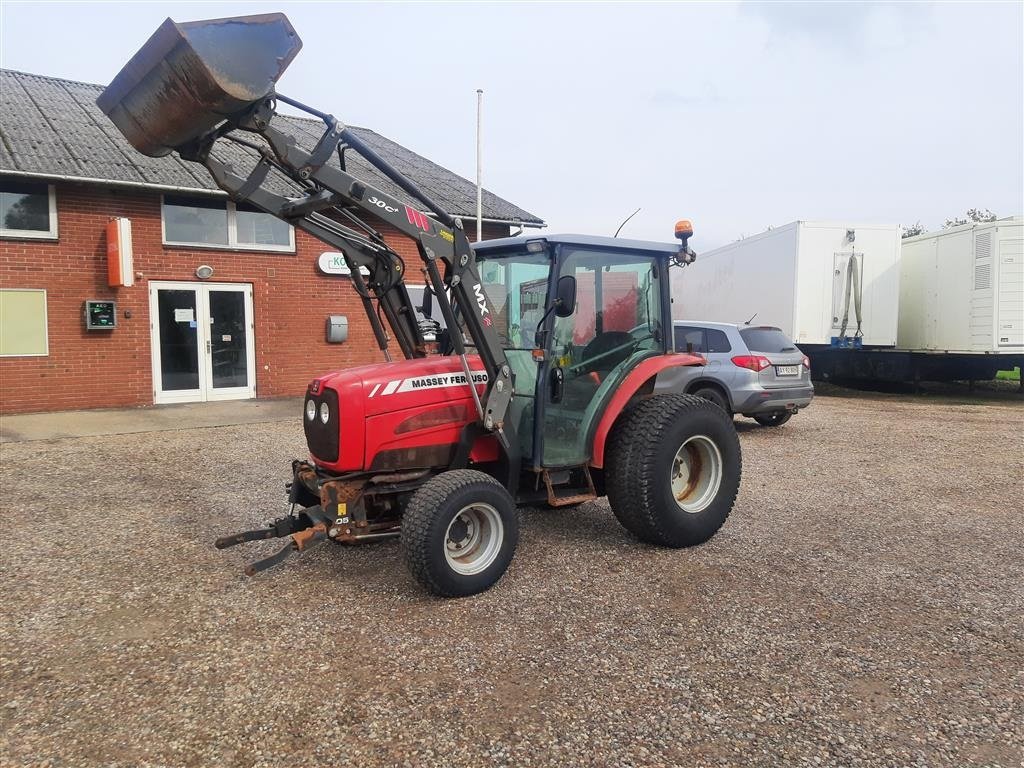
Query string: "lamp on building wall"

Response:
xmin=195 ymin=265 xmax=214 ymax=279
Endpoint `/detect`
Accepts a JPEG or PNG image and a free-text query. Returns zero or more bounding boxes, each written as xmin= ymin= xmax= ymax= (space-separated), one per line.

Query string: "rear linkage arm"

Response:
xmin=183 ymin=96 xmax=516 ymax=443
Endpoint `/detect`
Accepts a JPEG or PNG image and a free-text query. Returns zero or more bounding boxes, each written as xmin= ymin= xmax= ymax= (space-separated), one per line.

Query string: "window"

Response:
xmin=162 ymin=195 xmax=294 ymax=252
xmin=706 ymin=328 xmax=732 ymax=353
xmin=0 ymin=289 xmax=48 ymax=356
xmin=0 ymin=180 xmax=57 ymax=239
xmin=674 ymin=326 xmax=705 ymax=353
xmin=554 ymin=248 xmax=660 ymax=355
xmin=739 ymin=327 xmax=798 ymax=354
xmin=476 ymin=252 xmax=550 ymax=349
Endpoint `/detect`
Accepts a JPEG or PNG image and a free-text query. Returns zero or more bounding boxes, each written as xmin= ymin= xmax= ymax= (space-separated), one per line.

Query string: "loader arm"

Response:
xmin=202 ymin=98 xmax=516 ymax=441
xmin=97 ymin=13 xmax=516 ymax=448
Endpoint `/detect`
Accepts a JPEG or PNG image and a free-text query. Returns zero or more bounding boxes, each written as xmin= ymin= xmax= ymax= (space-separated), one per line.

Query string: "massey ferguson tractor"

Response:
xmin=99 ymin=13 xmax=742 ymax=597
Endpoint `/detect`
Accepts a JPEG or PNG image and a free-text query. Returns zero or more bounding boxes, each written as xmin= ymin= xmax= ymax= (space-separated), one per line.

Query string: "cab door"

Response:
xmin=541 ymin=247 xmax=664 ymax=467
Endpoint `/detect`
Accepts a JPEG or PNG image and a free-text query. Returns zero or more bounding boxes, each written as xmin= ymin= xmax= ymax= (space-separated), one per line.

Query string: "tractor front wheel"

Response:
xmin=607 ymin=394 xmax=741 ymax=547
xmin=400 ymin=470 xmax=519 ymax=597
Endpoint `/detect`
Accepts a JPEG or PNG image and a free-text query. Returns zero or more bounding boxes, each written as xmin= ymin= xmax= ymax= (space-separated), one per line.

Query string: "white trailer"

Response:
xmin=898 ymin=218 xmax=1023 ymax=353
xmin=672 ymin=221 xmax=902 ymax=349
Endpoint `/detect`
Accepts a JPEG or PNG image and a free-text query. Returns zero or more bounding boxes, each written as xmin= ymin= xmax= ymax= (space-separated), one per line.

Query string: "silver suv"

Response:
xmin=656 ymin=322 xmax=814 ymax=426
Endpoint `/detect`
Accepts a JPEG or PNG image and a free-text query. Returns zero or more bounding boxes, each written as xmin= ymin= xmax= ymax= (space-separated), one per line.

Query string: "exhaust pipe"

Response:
xmin=96 ymin=13 xmax=302 ymax=156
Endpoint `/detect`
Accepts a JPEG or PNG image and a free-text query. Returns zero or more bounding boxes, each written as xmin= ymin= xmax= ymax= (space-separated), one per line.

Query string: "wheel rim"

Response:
xmin=444 ymin=503 xmax=504 ymax=575
xmin=670 ymin=435 xmax=723 ymax=514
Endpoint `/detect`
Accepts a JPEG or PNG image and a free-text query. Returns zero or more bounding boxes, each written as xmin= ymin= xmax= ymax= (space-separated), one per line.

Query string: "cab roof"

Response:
xmin=472 ymin=233 xmax=681 ymax=257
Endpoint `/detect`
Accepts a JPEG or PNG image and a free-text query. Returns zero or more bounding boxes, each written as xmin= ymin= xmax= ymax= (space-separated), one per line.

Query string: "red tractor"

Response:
xmin=99 ymin=13 xmax=742 ymax=597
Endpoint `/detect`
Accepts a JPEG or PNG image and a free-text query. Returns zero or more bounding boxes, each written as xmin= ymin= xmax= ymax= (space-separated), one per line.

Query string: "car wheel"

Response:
xmin=606 ymin=394 xmax=741 ymax=547
xmin=753 ymin=411 xmax=792 ymax=427
xmin=401 ymin=470 xmax=519 ymax=597
xmin=692 ymin=386 xmax=731 ymax=415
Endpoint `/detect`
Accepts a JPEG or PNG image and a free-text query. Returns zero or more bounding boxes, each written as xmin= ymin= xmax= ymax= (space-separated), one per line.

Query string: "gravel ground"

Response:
xmin=2 ymin=394 xmax=1022 ymax=767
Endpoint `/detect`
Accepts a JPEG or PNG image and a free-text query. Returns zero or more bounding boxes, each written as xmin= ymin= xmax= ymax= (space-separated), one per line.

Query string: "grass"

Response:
xmin=996 ymin=366 xmax=1021 ymax=382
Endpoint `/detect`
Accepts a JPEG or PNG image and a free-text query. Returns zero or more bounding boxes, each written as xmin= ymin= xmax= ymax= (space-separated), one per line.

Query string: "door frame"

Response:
xmin=148 ymin=281 xmax=256 ymax=405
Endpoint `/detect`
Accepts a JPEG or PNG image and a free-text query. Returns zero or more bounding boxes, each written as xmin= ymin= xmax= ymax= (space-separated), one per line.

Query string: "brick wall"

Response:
xmin=0 ymin=181 xmax=511 ymax=414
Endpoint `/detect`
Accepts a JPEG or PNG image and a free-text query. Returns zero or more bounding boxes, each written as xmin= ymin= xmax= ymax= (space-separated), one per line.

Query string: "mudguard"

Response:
xmin=589 ymin=352 xmax=704 ymax=469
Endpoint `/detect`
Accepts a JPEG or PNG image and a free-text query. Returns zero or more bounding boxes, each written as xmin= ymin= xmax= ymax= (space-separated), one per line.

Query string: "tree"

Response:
xmin=943 ymin=208 xmax=997 ymax=229
xmin=901 ymin=222 xmax=926 ymax=238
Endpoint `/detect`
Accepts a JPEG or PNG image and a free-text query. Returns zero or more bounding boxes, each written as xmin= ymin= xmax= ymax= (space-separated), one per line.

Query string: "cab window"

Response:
xmin=551 ymin=248 xmax=661 ymax=366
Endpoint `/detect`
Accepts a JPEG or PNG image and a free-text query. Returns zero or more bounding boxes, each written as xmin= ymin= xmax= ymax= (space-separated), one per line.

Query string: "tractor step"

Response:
xmin=542 ymin=467 xmax=597 ymax=507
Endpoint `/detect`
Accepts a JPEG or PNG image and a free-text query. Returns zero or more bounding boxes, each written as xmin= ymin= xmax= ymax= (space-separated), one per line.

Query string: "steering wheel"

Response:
xmin=568 ymin=324 xmax=660 ymax=376
xmin=571 ymin=331 xmax=637 ymax=375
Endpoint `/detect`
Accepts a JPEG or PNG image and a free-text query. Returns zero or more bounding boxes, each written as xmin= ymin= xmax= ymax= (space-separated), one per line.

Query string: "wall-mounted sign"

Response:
xmin=84 ymin=300 xmax=117 ymax=330
xmin=106 ymin=218 xmax=134 ymax=287
xmin=1 ymin=289 xmax=48 ymax=356
xmin=317 ymin=252 xmax=369 ymax=277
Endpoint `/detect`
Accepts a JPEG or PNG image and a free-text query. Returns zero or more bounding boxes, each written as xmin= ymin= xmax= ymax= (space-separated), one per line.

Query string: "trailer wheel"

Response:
xmin=400 ymin=470 xmax=519 ymax=597
xmin=753 ymin=412 xmax=792 ymax=427
xmin=607 ymin=394 xmax=741 ymax=547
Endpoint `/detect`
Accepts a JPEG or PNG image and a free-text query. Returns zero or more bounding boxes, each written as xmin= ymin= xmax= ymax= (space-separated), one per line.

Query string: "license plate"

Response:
xmin=776 ymin=365 xmax=800 ymax=376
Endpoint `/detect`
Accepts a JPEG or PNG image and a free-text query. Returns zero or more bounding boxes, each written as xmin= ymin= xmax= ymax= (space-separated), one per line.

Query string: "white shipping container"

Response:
xmin=672 ymin=221 xmax=902 ymax=347
xmin=898 ymin=217 xmax=1023 ymax=354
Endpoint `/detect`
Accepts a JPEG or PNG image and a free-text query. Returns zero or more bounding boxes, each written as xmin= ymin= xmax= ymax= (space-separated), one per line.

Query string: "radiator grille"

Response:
xmin=975 ymin=232 xmax=992 ymax=260
xmin=303 ymin=387 xmax=340 ymax=463
xmin=974 ymin=262 xmax=991 ymax=290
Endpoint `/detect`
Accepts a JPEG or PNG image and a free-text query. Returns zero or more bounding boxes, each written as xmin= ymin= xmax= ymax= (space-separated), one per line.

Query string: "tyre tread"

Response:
xmin=400 ymin=469 xmax=515 ymax=597
xmin=607 ymin=394 xmax=741 ymax=546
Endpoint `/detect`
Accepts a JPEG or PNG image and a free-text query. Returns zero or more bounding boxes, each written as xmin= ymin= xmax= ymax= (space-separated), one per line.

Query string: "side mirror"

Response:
xmin=554 ymin=275 xmax=576 ymax=318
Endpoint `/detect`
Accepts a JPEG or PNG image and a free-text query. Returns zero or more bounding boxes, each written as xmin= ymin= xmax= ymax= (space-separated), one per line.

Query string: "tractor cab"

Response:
xmin=470 ymin=235 xmax=679 ymax=469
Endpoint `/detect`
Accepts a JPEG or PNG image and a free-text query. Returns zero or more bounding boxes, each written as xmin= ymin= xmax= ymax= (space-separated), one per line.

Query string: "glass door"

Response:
xmin=203 ymin=286 xmax=255 ymax=401
xmin=152 ymin=285 xmax=203 ymax=404
xmin=149 ymin=282 xmax=255 ymax=404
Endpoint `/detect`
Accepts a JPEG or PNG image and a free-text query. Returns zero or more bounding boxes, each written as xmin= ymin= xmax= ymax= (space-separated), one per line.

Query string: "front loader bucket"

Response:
xmin=97 ymin=13 xmax=302 ymax=157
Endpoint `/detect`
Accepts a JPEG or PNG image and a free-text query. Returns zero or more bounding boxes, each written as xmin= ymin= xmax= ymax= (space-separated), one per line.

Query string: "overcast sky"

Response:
xmin=2 ymin=1 xmax=1021 ymax=249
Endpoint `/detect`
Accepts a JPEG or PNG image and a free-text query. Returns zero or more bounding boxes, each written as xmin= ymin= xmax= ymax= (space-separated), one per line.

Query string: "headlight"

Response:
xmin=305 ymin=399 xmax=316 ymax=421
xmin=319 ymin=401 xmax=330 ymax=424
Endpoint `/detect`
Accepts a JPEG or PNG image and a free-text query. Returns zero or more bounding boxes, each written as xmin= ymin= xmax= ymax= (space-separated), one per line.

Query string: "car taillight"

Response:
xmin=802 ymin=355 xmax=811 ymax=369
xmin=731 ymin=355 xmax=772 ymax=372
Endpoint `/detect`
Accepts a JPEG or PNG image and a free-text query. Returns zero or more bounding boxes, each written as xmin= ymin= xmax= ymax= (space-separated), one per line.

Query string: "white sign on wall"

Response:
xmin=317 ymin=252 xmax=369 ymax=277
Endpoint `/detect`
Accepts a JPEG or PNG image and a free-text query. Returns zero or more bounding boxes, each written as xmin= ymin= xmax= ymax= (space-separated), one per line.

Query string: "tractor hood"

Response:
xmin=305 ymin=356 xmax=490 ymax=472
xmin=316 ymin=356 xmax=488 ymax=418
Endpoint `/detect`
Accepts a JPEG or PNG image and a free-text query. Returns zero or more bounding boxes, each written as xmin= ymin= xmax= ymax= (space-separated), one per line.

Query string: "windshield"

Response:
xmin=552 ymin=247 xmax=662 ymax=356
xmin=474 ymin=249 xmax=551 ymax=350
xmin=739 ymin=327 xmax=797 ymax=353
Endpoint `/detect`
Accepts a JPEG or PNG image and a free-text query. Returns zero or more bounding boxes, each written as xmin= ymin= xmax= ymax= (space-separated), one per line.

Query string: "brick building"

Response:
xmin=0 ymin=70 xmax=543 ymax=414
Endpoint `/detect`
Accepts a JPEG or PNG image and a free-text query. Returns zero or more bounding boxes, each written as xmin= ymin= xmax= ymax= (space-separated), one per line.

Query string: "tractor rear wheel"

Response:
xmin=607 ymin=394 xmax=741 ymax=547
xmin=400 ymin=470 xmax=519 ymax=597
